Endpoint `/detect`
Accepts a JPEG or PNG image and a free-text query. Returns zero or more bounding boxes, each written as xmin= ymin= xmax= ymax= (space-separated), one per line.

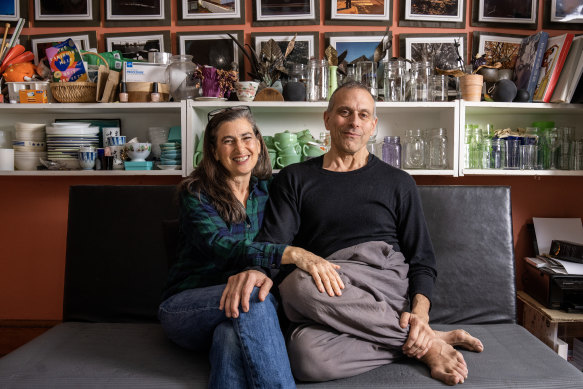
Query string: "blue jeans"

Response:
xmin=158 ymin=284 xmax=295 ymax=389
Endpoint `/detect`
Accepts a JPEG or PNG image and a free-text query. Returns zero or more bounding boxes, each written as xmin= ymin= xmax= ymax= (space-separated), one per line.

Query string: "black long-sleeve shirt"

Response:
xmin=255 ymin=154 xmax=437 ymax=302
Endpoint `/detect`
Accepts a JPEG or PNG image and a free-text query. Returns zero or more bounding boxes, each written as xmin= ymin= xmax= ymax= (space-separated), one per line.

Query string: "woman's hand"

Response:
xmin=282 ymin=246 xmax=345 ymax=297
xmin=220 ymin=269 xmax=272 ymax=318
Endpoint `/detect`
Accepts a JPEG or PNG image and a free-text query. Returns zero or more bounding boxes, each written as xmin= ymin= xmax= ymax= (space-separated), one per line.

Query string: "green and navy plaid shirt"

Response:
xmin=162 ymin=177 xmax=287 ymax=300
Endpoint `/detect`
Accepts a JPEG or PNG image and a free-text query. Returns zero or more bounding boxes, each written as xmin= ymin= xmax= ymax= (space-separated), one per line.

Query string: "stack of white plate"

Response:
xmin=13 ymin=122 xmax=47 ymax=171
xmin=46 ymin=122 xmax=100 ymax=169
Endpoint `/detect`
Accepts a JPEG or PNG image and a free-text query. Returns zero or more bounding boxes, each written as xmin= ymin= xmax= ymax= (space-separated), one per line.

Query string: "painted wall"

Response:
xmin=1 ymin=0 xmax=582 ymax=320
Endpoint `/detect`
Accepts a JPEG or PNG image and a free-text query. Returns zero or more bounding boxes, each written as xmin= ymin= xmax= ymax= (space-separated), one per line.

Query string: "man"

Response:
xmin=221 ymin=82 xmax=482 ymax=385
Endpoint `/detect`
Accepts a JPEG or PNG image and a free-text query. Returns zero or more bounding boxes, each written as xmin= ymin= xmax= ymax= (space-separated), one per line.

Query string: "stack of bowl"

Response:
xmin=159 ymin=141 xmax=181 ymax=170
xmin=46 ymin=122 xmax=100 ymax=169
xmin=148 ymin=126 xmax=170 ymax=161
xmin=13 ymin=122 xmax=47 ymax=170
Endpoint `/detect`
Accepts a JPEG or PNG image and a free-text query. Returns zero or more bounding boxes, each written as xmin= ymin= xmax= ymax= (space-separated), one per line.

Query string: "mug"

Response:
xmin=274 ymin=131 xmax=297 ymax=147
xmin=102 ymin=127 xmax=120 ymax=148
xmin=276 ymin=154 xmax=301 ymax=168
xmin=109 ymin=145 xmax=124 ymax=170
xmin=302 ymin=143 xmax=326 ymax=157
xmin=78 ymin=150 xmax=96 ymax=170
xmin=263 ymin=136 xmax=274 ymax=149
xmin=107 ymin=136 xmax=126 ymax=146
xmin=276 ymin=144 xmax=301 ymax=156
xmin=193 ymin=151 xmax=203 ymax=167
xmin=196 ymin=130 xmax=205 ymax=152
xmin=268 ymin=150 xmax=277 ymax=168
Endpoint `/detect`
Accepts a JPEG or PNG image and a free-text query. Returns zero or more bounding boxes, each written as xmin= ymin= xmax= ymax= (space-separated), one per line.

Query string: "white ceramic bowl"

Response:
xmin=235 ymin=81 xmax=259 ymax=102
xmin=14 ymin=122 xmax=46 ymax=131
xmin=125 ymin=142 xmax=152 ymax=162
xmin=14 ymin=151 xmax=46 ymax=170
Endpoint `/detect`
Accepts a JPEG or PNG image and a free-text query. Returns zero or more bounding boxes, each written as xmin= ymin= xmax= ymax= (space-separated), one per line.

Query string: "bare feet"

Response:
xmin=436 ymin=329 xmax=484 ymax=353
xmin=421 ymin=338 xmax=468 ymax=386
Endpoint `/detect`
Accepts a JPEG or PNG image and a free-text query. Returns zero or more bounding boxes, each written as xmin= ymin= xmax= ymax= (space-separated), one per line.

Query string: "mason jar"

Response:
xmin=403 ymin=129 xmax=426 ymax=169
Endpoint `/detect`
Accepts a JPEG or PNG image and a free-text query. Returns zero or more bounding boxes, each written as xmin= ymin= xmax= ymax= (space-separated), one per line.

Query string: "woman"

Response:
xmin=158 ymin=106 xmax=342 ymax=389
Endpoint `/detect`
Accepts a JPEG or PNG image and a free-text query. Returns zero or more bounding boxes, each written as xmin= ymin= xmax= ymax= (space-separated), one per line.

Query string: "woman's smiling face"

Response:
xmin=213 ymin=117 xmax=260 ymax=180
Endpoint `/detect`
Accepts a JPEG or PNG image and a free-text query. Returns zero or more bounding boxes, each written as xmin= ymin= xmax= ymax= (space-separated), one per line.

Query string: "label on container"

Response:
xmin=19 ymin=90 xmax=48 ymax=104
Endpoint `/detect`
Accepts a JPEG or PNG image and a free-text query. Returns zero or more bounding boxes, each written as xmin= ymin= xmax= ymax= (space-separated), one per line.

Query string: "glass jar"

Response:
xmin=306 ymin=59 xmax=328 ymax=101
xmin=384 ymin=60 xmax=405 ymax=102
xmin=409 ymin=61 xmax=431 ymax=102
xmin=490 ymin=138 xmax=506 ymax=169
xmin=343 ymin=64 xmax=357 ymax=85
xmin=557 ymin=126 xmax=574 ymax=170
xmin=382 ymin=136 xmax=401 ymax=168
xmin=428 ymin=128 xmax=448 ymax=169
xmin=403 ymin=129 xmax=426 ymax=169
xmin=166 ymin=54 xmax=200 ymax=101
xmin=357 ymin=61 xmax=378 ymax=100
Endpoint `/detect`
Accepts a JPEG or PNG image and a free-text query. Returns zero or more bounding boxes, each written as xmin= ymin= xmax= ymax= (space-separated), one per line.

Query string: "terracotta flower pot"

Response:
xmin=460 ymin=74 xmax=483 ymax=102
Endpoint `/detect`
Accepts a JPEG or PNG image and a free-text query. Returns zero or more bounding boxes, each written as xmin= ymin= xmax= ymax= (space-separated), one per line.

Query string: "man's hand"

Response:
xmin=400 ymin=294 xmax=435 ymax=358
xmin=281 ymin=246 xmax=345 ymax=297
xmin=219 ymin=270 xmax=272 ymax=318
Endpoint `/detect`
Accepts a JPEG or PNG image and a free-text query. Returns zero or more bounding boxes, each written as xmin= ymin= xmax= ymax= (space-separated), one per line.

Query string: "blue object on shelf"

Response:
xmin=124 ymin=161 xmax=154 ymax=170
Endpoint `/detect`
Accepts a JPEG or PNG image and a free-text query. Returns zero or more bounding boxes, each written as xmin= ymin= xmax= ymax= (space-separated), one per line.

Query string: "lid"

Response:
xmin=120 ymin=82 xmax=127 ymax=93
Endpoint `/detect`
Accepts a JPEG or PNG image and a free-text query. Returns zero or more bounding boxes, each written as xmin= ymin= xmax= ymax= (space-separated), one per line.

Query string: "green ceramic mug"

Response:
xmin=302 ymin=143 xmax=326 ymax=157
xmin=276 ymin=154 xmax=301 ymax=168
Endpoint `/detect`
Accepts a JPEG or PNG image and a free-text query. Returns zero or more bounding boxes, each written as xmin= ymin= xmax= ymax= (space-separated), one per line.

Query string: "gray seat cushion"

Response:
xmin=1 ymin=323 xmax=581 ymax=388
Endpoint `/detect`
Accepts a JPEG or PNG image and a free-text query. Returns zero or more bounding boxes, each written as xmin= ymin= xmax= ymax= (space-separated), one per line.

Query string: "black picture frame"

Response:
xmin=543 ymin=0 xmax=583 ymax=30
xmin=178 ymin=0 xmax=245 ymax=25
xmin=251 ymin=32 xmax=319 ymax=65
xmin=252 ymin=0 xmax=319 ymax=26
xmin=176 ymin=31 xmax=244 ymax=76
xmin=325 ymin=31 xmax=391 ymax=63
xmin=104 ymin=31 xmax=171 ymax=61
xmin=325 ymin=0 xmax=391 ymax=26
xmin=472 ymin=31 xmax=526 ymax=70
xmin=399 ymin=0 xmax=465 ymax=29
xmin=105 ymin=0 xmax=171 ymax=27
xmin=399 ymin=33 xmax=467 ymax=71
xmin=34 ymin=0 xmax=99 ymax=27
xmin=471 ymin=0 xmax=538 ymax=29
xmin=30 ymin=31 xmax=98 ymax=65
xmin=0 ymin=0 xmax=28 ymax=24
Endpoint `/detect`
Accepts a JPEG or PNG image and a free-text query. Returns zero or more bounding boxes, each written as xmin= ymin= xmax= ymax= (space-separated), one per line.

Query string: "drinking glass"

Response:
xmin=357 ymin=61 xmax=378 ymax=100
xmin=520 ymin=144 xmax=537 ymax=170
xmin=431 ymin=75 xmax=448 ymax=102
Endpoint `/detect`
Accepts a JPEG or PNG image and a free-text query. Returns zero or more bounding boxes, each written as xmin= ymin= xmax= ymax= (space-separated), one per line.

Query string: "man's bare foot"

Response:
xmin=420 ymin=338 xmax=468 ymax=386
xmin=436 ymin=329 xmax=484 ymax=352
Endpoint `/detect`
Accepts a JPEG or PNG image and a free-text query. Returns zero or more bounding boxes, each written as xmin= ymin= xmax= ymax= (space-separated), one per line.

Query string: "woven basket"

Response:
xmin=49 ymin=52 xmax=108 ymax=103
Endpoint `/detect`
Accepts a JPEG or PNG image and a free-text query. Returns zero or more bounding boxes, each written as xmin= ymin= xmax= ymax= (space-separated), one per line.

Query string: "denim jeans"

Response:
xmin=158 ymin=284 xmax=295 ymax=389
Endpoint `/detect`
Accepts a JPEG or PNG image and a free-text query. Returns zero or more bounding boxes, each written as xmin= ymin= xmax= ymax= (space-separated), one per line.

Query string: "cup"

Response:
xmin=0 ymin=148 xmax=14 ymax=171
xmin=520 ymin=144 xmax=537 ymax=170
xmin=268 ymin=150 xmax=277 ymax=168
xmin=235 ymin=81 xmax=259 ymax=102
xmin=505 ymin=137 xmax=520 ymax=170
xmin=302 ymin=142 xmax=326 ymax=157
xmin=196 ymin=130 xmax=205 ymax=152
xmin=432 ymin=75 xmax=448 ymax=102
xmin=102 ymin=127 xmax=120 ymax=148
xmin=193 ymin=151 xmax=203 ymax=167
xmin=109 ymin=145 xmax=124 ymax=170
xmin=277 ymin=144 xmax=301 ymax=156
xmin=78 ymin=150 xmax=97 ymax=170
xmin=276 ymin=154 xmax=301 ymax=168
xmin=79 ymin=145 xmax=95 ymax=153
xmin=107 ymin=135 xmax=126 ymax=146
xmin=263 ymin=136 xmax=274 ymax=149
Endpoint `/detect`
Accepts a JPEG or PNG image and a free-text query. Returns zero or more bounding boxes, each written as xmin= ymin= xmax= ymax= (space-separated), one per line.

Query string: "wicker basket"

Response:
xmin=49 ymin=52 xmax=108 ymax=103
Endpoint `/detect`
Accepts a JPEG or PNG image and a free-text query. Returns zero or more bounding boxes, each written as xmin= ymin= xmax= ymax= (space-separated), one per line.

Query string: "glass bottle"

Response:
xmin=469 ymin=125 xmax=483 ymax=169
xmin=317 ymin=59 xmax=329 ymax=101
xmin=382 ymin=136 xmax=401 ymax=168
xmin=403 ymin=129 xmax=426 ymax=169
xmin=166 ymin=54 xmax=200 ymax=101
xmin=428 ymin=128 xmax=448 ymax=169
xmin=306 ymin=58 xmax=319 ymax=102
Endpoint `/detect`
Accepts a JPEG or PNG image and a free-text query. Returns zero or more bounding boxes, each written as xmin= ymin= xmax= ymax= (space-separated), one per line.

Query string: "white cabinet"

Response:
xmin=459 ymin=101 xmax=583 ymax=176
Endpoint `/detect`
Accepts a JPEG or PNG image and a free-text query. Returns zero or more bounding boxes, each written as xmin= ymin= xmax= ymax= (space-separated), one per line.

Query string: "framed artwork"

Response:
xmin=471 ymin=0 xmax=538 ymax=29
xmin=30 ymin=31 xmax=97 ymax=65
xmin=400 ymin=0 xmax=465 ymax=28
xmin=104 ymin=31 xmax=171 ymax=61
xmin=105 ymin=0 xmax=170 ymax=27
xmin=326 ymin=32 xmax=390 ymax=63
xmin=253 ymin=0 xmax=319 ymax=26
xmin=543 ymin=0 xmax=583 ymax=29
xmin=0 ymin=0 xmax=28 ymax=22
xmin=326 ymin=0 xmax=391 ymax=26
xmin=34 ymin=0 xmax=98 ymax=27
xmin=178 ymin=0 xmax=244 ymax=25
xmin=177 ymin=31 xmax=244 ymax=75
xmin=252 ymin=32 xmax=318 ymax=65
xmin=399 ymin=33 xmax=467 ymax=72
xmin=472 ymin=32 xmax=525 ymax=70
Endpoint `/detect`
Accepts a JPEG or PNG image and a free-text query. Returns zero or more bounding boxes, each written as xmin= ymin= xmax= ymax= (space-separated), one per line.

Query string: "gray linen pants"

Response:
xmin=279 ymin=241 xmax=410 ymax=382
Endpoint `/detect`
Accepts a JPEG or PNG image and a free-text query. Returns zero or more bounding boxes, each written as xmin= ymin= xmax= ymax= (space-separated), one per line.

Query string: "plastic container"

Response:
xmin=124 ymin=161 xmax=153 ymax=170
xmin=7 ymin=81 xmax=53 ymax=104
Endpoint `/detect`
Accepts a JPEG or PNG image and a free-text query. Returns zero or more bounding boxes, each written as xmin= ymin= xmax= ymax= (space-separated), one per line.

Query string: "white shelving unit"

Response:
xmin=459 ymin=101 xmax=583 ymax=176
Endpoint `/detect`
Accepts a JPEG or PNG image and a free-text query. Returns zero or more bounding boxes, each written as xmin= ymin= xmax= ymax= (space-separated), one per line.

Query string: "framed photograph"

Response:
xmin=105 ymin=0 xmax=170 ymax=27
xmin=326 ymin=0 xmax=391 ymax=26
xmin=34 ymin=0 xmax=98 ymax=27
xmin=544 ymin=0 xmax=583 ymax=30
xmin=253 ymin=0 xmax=319 ymax=26
xmin=1 ymin=0 xmax=28 ymax=22
xmin=252 ymin=32 xmax=318 ymax=65
xmin=104 ymin=31 xmax=171 ymax=61
xmin=30 ymin=31 xmax=97 ymax=65
xmin=177 ymin=31 xmax=244 ymax=75
xmin=472 ymin=0 xmax=538 ymax=29
xmin=472 ymin=32 xmax=525 ymax=70
xmin=326 ymin=32 xmax=390 ymax=64
xmin=400 ymin=0 xmax=465 ymax=28
xmin=178 ymin=0 xmax=244 ymax=25
xmin=399 ymin=33 xmax=467 ymax=71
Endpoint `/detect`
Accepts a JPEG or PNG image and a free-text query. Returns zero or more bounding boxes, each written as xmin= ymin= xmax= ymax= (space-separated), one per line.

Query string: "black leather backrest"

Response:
xmin=63 ymin=185 xmax=178 ymax=322
xmin=418 ymin=186 xmax=516 ymax=324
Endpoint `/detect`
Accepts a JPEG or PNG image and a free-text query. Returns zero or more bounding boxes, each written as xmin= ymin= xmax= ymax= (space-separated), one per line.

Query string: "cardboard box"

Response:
xmin=123 ymin=62 xmax=167 ymax=83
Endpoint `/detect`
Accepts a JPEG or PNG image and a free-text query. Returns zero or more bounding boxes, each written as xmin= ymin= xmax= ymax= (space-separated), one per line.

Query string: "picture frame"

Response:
xmin=178 ymin=0 xmax=245 ymax=25
xmin=30 ymin=31 xmax=97 ymax=65
xmin=471 ymin=0 xmax=538 ymax=29
xmin=177 ymin=31 xmax=244 ymax=76
xmin=34 ymin=0 xmax=98 ymax=27
xmin=399 ymin=33 xmax=467 ymax=72
xmin=104 ymin=31 xmax=171 ymax=61
xmin=253 ymin=0 xmax=319 ymax=26
xmin=543 ymin=0 xmax=583 ymax=30
xmin=325 ymin=32 xmax=391 ymax=64
xmin=326 ymin=0 xmax=391 ymax=26
xmin=251 ymin=32 xmax=318 ymax=65
xmin=0 ymin=0 xmax=28 ymax=23
xmin=105 ymin=0 xmax=171 ymax=27
xmin=399 ymin=0 xmax=465 ymax=28
xmin=472 ymin=32 xmax=525 ymax=70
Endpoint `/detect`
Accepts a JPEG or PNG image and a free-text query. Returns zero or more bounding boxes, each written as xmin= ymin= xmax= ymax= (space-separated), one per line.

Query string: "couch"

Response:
xmin=0 ymin=185 xmax=581 ymax=388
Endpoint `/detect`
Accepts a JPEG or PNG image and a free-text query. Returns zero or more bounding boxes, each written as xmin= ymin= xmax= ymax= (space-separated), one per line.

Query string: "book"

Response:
xmin=533 ymin=33 xmax=574 ymax=102
xmin=551 ymin=35 xmax=583 ymax=103
xmin=513 ymin=31 xmax=549 ymax=102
